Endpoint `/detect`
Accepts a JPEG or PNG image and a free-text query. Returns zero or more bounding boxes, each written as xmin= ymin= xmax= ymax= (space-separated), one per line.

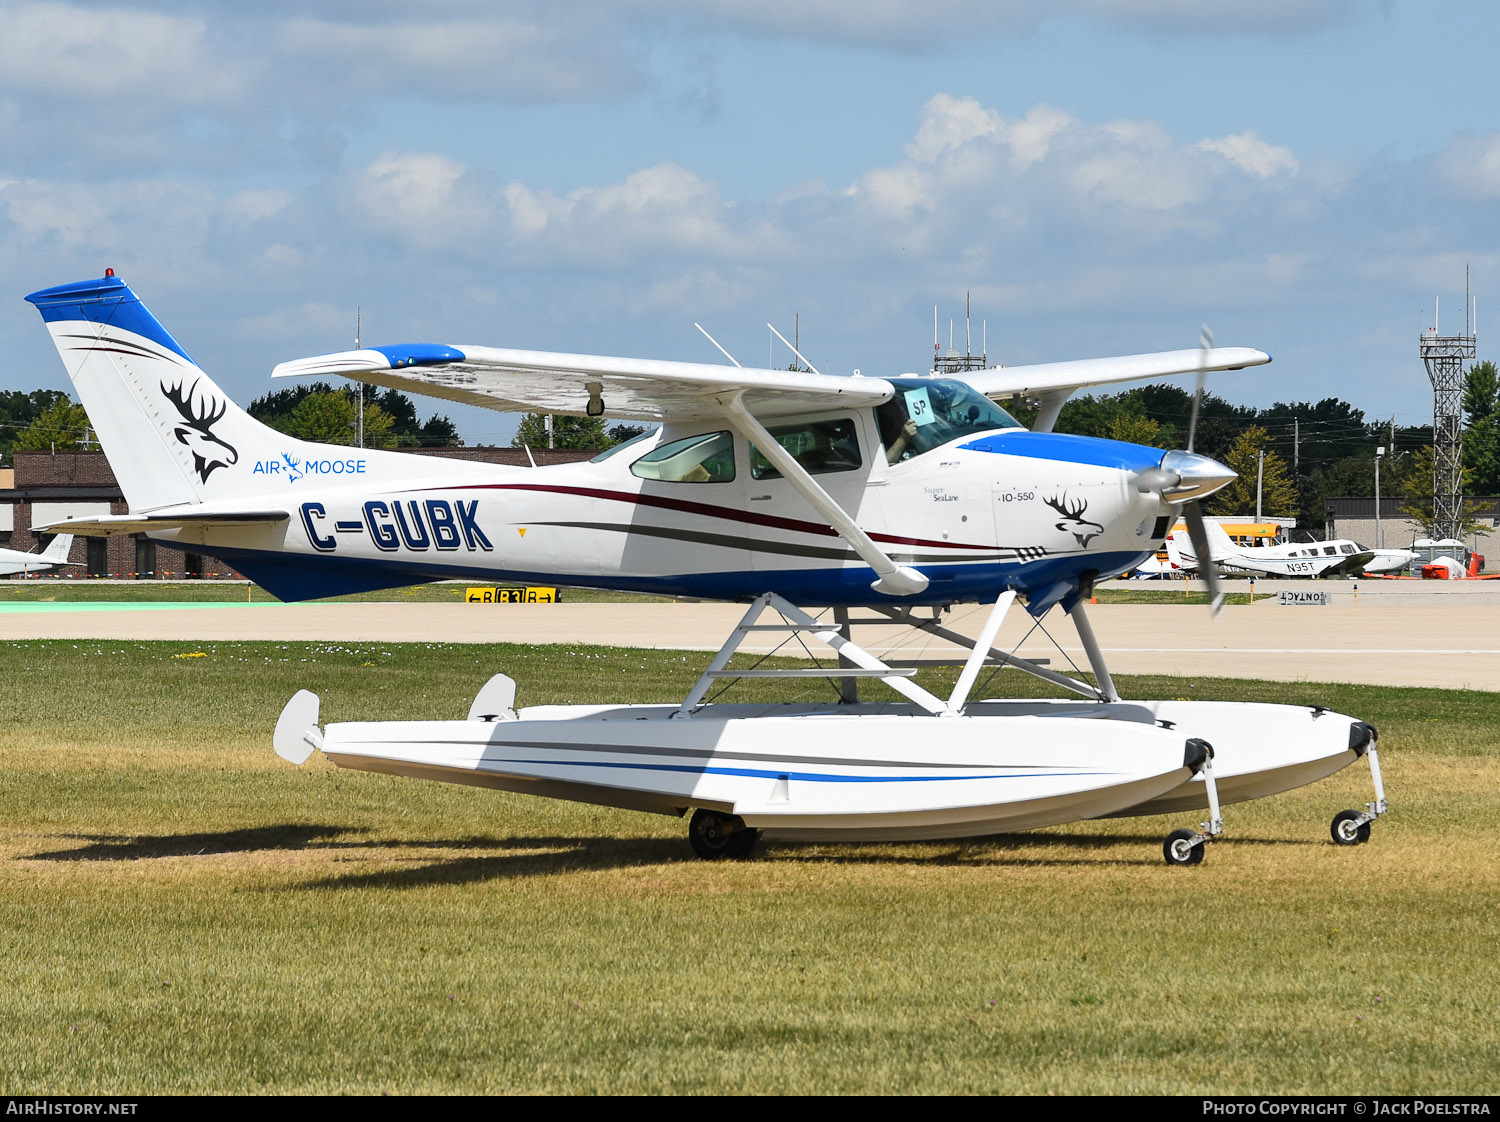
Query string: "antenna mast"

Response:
xmin=931 ymin=294 xmax=989 ymax=375
xmin=1421 ymin=273 xmax=1477 ymax=541
xmin=355 ymin=307 xmax=363 ymax=449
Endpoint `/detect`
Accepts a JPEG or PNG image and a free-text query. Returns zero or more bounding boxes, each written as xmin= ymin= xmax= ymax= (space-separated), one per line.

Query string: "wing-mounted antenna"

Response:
xmin=767 ymin=323 xmax=822 ymax=376
xmin=694 ymin=323 xmax=743 ymax=367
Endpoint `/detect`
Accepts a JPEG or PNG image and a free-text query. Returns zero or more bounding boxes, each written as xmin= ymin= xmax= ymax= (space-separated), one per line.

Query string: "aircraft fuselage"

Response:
xmin=158 ymin=416 xmax=1179 ymax=608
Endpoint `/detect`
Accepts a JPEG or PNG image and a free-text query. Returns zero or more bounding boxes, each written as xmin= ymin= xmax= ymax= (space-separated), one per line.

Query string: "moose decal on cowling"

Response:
xmin=162 ymin=379 xmax=239 ymax=483
xmin=1045 ymin=492 xmax=1106 ymax=549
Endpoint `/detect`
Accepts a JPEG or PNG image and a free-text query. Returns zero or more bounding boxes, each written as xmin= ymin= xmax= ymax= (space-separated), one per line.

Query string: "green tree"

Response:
xmin=1462 ymin=361 xmax=1500 ymax=495
xmin=1399 ymin=446 xmax=1492 ymax=539
xmin=608 ymin=422 xmax=651 ymax=444
xmin=248 ymin=382 xmax=459 ymax=447
xmin=1105 ymin=413 xmax=1173 ymax=448
xmin=0 ymin=389 xmax=72 ymax=464
xmin=13 ymin=397 xmax=92 ymax=453
xmin=1209 ymin=425 xmax=1298 ymax=517
xmin=512 ymin=413 xmax=611 ymax=450
xmin=269 ymin=392 xmax=397 ymax=448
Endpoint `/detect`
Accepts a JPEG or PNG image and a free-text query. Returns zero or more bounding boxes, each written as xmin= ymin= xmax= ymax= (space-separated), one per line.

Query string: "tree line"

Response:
xmin=0 ymin=384 xmax=462 ymax=464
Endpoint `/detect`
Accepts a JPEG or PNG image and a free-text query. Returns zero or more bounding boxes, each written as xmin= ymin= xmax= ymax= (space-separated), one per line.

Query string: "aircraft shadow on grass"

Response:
xmin=25 ymin=824 xmax=1314 ymax=890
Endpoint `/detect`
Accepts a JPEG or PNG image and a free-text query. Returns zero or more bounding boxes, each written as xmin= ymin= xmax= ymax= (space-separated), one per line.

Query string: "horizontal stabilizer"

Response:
xmin=36 ymin=509 xmax=288 ymax=537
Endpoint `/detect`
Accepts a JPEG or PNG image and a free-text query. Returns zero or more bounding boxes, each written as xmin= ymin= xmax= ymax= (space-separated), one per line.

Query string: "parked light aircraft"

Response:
xmin=1169 ymin=521 xmax=1377 ymax=578
xmin=26 ymin=273 xmax=1389 ymax=864
xmin=0 ymin=534 xmax=76 ymax=577
xmin=1362 ymin=546 xmax=1420 ymax=575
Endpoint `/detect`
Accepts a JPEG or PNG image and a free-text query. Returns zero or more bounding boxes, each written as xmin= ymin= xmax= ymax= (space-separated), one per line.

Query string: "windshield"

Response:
xmin=589 ymin=427 xmax=660 ymax=463
xmin=875 ymin=378 xmax=1020 ymax=464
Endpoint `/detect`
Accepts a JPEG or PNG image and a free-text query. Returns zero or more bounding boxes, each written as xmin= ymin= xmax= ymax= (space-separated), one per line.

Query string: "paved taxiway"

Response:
xmin=3 ymin=585 xmax=1498 ymax=690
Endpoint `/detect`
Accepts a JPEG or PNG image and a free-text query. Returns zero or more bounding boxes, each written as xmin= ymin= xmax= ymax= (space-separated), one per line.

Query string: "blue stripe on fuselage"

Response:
xmin=169 ymin=539 xmax=1155 ymax=606
xmin=960 ymin=431 xmax=1164 ymax=473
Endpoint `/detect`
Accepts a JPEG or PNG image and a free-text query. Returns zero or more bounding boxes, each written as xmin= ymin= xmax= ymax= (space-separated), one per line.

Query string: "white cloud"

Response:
xmin=501 ymin=163 xmax=788 ymax=261
xmin=0 ymin=1 xmax=249 ymax=102
xmin=1068 ymin=0 xmax=1377 ymax=36
xmin=277 ymin=14 xmax=642 ymax=101
xmin=1196 ymin=132 xmax=1299 ymax=178
xmin=853 ymin=94 xmax=1303 ymax=237
xmin=221 ymin=190 xmax=295 ymax=225
xmin=352 ymin=153 xmax=498 ymax=251
xmin=1437 ymin=132 xmax=1500 ymax=199
xmin=627 ymin=0 xmax=1375 ymax=49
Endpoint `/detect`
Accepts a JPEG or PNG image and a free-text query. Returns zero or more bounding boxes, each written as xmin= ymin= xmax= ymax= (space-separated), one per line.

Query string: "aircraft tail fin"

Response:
xmin=24 ymin=274 xmax=471 ymax=512
xmin=1200 ymin=519 xmax=1239 ymax=560
xmin=39 ymin=534 xmax=75 ymax=563
xmin=1163 ymin=530 xmax=1186 ymax=571
xmin=26 ymin=275 xmax=283 ymax=510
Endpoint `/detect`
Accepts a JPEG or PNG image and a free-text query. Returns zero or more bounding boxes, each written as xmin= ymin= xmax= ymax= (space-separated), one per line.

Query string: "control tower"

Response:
xmin=1420 ymin=278 xmax=1477 ymax=541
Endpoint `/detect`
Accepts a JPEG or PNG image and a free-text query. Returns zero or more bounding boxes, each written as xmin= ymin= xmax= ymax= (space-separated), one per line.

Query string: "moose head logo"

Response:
xmin=162 ymin=379 xmax=238 ymax=483
xmin=280 ymin=452 xmax=303 ymax=483
xmin=1044 ymin=492 xmax=1106 ymax=548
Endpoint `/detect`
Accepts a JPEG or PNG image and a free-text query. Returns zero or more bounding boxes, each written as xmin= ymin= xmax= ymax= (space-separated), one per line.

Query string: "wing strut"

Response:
xmin=717 ymin=393 xmax=928 ymax=597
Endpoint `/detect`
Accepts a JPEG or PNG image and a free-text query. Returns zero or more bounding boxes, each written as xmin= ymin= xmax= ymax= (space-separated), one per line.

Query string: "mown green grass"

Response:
xmin=0 ymin=639 xmax=1494 ymax=1094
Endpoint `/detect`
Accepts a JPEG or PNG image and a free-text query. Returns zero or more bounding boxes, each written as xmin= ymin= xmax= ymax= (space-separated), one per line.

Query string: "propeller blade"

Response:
xmin=1183 ymin=499 xmax=1224 ymax=617
xmin=1186 ymin=325 xmax=1212 ymax=454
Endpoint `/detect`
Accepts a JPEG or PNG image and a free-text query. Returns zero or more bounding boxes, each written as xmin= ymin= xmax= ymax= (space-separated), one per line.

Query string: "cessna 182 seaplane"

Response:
xmin=26 ymin=273 xmax=1388 ymax=864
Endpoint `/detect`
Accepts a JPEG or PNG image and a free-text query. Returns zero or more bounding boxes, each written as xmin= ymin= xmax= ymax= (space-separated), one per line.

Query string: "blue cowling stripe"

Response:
xmin=24 ymin=275 xmax=196 ymax=363
xmin=960 ymin=431 xmax=1163 ymax=473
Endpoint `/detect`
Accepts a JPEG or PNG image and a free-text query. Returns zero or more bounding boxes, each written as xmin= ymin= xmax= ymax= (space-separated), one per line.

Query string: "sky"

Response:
xmin=1 ymin=0 xmax=1496 ymax=447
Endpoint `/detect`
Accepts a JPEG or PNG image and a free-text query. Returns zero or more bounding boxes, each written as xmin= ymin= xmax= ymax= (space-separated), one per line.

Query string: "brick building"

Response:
xmin=0 ymin=447 xmax=595 ymax=579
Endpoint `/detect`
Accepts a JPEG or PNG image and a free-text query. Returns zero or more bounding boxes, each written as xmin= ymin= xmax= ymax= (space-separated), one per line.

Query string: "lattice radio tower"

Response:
xmin=1420 ymin=269 xmax=1477 ymax=541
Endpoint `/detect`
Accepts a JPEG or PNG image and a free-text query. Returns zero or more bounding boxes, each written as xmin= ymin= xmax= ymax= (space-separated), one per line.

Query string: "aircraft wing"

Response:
xmin=35 ymin=510 xmax=289 ymax=536
xmin=962 ymin=347 xmax=1270 ymax=400
xmin=271 ymin=345 xmax=895 ymax=422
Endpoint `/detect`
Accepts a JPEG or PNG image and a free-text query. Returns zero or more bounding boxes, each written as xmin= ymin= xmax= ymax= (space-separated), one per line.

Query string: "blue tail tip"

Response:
xmin=25 ymin=272 xmax=130 ymax=308
xmin=25 ymin=272 xmax=194 ymax=364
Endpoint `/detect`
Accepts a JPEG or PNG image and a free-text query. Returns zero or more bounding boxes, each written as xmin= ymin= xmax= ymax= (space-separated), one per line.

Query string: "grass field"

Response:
xmin=0 ymin=638 xmax=1495 ymax=1094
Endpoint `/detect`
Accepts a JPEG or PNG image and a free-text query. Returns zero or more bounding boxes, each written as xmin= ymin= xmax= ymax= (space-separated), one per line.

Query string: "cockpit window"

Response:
xmin=1340 ymin=544 xmax=1356 ymax=555
xmin=589 ymin=427 xmax=659 ymax=463
xmin=750 ymin=417 xmax=862 ymax=480
xmin=630 ymin=431 xmax=736 ymax=483
xmin=875 ymin=378 xmax=1020 ymax=464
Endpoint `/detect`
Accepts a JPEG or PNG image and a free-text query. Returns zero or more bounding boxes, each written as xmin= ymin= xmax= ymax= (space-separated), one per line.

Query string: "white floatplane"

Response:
xmin=26 ymin=274 xmax=1389 ymax=864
